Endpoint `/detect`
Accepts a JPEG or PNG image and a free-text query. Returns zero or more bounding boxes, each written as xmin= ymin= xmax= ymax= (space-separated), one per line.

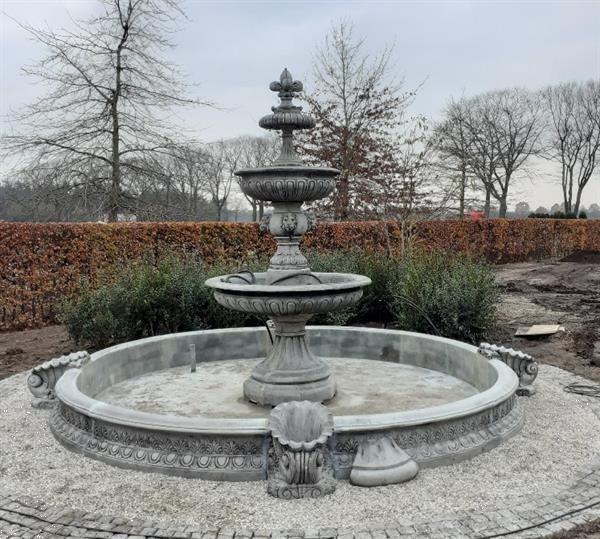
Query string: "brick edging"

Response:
xmin=1 ymin=473 xmax=600 ymax=539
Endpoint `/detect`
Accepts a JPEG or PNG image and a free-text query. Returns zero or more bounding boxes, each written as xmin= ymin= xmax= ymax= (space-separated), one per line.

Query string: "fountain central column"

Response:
xmin=206 ymin=68 xmax=371 ymax=406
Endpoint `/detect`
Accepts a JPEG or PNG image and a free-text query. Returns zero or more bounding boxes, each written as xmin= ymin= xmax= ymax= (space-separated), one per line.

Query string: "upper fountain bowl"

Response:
xmin=235 ymin=165 xmax=339 ymax=203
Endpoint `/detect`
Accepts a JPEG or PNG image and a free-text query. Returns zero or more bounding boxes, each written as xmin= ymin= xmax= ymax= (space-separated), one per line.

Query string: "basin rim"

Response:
xmin=235 ymin=165 xmax=340 ymax=177
xmin=54 ymin=327 xmax=518 ymax=436
xmin=205 ymin=272 xmax=372 ymax=295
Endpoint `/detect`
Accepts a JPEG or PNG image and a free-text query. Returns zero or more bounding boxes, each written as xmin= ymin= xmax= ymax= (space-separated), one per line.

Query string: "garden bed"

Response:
xmin=2 ymin=256 xmax=598 ymax=383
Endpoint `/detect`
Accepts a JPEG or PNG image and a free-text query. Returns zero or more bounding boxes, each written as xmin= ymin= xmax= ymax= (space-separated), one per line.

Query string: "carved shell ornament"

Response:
xmin=269 ymin=401 xmax=334 ymax=452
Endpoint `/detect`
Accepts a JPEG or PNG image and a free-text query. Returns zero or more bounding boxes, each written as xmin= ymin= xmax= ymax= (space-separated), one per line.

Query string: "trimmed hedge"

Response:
xmin=1 ymin=218 xmax=599 ymax=331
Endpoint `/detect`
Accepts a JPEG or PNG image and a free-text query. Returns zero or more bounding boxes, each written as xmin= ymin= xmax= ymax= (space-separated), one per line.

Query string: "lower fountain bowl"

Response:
xmin=205 ymin=272 xmax=371 ymax=317
xmin=51 ymin=327 xmax=522 ymax=481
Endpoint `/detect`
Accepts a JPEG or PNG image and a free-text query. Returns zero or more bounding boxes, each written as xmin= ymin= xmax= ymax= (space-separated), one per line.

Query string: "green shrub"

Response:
xmin=307 ymin=249 xmax=402 ymax=325
xmin=61 ymin=249 xmax=499 ymax=350
xmin=389 ymin=252 xmax=498 ymax=343
xmin=60 ymin=256 xmax=263 ymax=349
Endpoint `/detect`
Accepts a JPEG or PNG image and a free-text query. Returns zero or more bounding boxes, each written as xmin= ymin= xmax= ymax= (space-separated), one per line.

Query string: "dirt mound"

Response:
xmin=560 ymin=250 xmax=600 ymax=263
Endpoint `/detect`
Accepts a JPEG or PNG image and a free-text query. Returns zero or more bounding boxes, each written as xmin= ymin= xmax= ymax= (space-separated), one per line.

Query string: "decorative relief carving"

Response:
xmin=268 ymin=249 xmax=308 ymax=269
xmin=267 ymin=401 xmax=335 ymax=498
xmin=51 ymin=402 xmax=265 ymax=478
xmin=238 ymin=176 xmax=336 ymax=203
xmin=213 ymin=289 xmax=363 ymax=316
xmin=332 ymin=395 xmax=522 ymax=478
xmin=280 ymin=213 xmax=298 ymax=237
xmin=51 ymin=390 xmax=521 ymax=479
xmin=27 ymin=351 xmax=90 ymax=408
xmin=306 ymin=212 xmax=317 ymax=232
xmin=259 ymin=214 xmax=271 ymax=233
xmin=479 ymin=343 xmax=539 ymax=396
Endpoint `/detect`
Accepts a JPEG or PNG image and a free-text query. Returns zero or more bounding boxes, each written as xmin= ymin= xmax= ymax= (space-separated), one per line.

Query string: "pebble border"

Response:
xmin=2 ymin=369 xmax=600 ymax=539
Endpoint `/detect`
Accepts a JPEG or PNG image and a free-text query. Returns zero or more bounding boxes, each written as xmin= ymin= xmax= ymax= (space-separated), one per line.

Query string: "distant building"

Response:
xmin=468 ymin=210 xmax=485 ymax=220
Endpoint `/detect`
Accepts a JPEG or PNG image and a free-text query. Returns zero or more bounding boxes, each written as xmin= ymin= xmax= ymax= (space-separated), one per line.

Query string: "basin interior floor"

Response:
xmin=95 ymin=357 xmax=478 ymax=417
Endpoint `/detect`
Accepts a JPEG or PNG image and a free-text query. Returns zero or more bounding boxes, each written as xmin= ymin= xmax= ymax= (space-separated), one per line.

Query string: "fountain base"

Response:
xmin=244 ymin=372 xmax=336 ymax=406
xmin=244 ymin=317 xmax=336 ymax=406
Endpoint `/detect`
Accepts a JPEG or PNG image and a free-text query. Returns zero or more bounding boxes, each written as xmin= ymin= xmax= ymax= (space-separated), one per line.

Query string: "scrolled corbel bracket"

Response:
xmin=478 ymin=342 xmax=538 ymax=396
xmin=27 ymin=351 xmax=91 ymax=408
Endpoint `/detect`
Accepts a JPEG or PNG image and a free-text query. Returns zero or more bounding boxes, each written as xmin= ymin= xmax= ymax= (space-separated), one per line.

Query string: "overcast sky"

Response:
xmin=2 ymin=0 xmax=600 ymax=210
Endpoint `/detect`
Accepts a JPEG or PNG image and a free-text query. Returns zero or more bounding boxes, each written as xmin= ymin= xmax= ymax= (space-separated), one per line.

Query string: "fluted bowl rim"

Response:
xmin=205 ymin=272 xmax=371 ymax=295
xmin=235 ymin=165 xmax=340 ymax=177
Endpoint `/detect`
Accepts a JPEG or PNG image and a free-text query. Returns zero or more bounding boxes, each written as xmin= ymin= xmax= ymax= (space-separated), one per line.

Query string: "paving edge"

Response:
xmin=1 ymin=367 xmax=600 ymax=539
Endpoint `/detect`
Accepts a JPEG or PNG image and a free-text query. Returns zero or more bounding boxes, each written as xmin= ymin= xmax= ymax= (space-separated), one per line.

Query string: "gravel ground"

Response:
xmin=1 ymin=365 xmax=599 ymax=529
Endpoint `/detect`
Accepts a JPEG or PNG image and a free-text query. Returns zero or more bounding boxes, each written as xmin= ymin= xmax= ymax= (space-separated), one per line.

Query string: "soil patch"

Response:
xmin=0 ymin=326 xmax=74 ymax=380
xmin=561 ymin=250 xmax=600 ymax=264
xmin=492 ymin=258 xmax=600 ymax=383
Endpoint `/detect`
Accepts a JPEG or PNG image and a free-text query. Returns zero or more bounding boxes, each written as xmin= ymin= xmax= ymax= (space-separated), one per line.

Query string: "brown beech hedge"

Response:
xmin=1 ymin=219 xmax=599 ymax=331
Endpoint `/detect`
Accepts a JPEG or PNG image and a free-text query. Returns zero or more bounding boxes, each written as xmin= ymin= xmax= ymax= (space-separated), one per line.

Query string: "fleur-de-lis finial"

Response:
xmin=269 ymin=69 xmax=303 ymax=110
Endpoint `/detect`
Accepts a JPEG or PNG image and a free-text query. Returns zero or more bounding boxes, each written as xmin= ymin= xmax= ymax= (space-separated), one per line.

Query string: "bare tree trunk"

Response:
xmin=335 ymin=174 xmax=350 ymax=220
xmin=574 ymin=188 xmax=584 ymax=216
xmin=458 ymin=165 xmax=466 ymax=219
xmin=109 ymin=100 xmax=120 ymax=222
xmin=562 ymin=175 xmax=570 ymax=215
xmin=108 ymin=16 xmax=128 ymax=223
xmin=499 ymin=197 xmax=508 ymax=218
xmin=484 ymin=188 xmax=491 ymax=218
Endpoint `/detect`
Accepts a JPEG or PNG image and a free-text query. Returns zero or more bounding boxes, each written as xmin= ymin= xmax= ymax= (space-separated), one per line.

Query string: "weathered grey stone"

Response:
xmin=479 ymin=343 xmax=538 ymax=396
xmin=350 ymin=436 xmax=419 ymax=487
xmin=51 ymin=326 xmax=521 ymax=479
xmin=205 ymin=69 xmax=371 ymax=406
xmin=267 ymin=401 xmax=336 ymax=498
xmin=27 ymin=351 xmax=90 ymax=408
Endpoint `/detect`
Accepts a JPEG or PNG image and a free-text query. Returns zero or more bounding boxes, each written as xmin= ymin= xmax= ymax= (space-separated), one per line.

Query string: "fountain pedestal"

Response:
xmin=244 ymin=316 xmax=336 ymax=405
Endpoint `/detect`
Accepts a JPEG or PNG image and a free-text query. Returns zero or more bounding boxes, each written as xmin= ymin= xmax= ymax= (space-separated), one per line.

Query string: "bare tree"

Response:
xmin=300 ymin=20 xmax=418 ymax=220
xmin=447 ymin=89 xmax=543 ymax=218
xmin=433 ymin=100 xmax=482 ymax=219
xmin=2 ymin=0 xmax=209 ymax=221
xmin=205 ymin=140 xmax=238 ymax=221
xmin=234 ymin=135 xmax=279 ymax=221
xmin=169 ymin=145 xmax=211 ymax=220
xmin=542 ymin=80 xmax=600 ymax=216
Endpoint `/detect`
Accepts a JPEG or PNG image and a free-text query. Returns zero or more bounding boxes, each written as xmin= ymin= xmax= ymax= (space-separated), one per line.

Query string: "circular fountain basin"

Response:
xmin=51 ymin=327 xmax=522 ymax=481
xmin=205 ymin=272 xmax=372 ymax=317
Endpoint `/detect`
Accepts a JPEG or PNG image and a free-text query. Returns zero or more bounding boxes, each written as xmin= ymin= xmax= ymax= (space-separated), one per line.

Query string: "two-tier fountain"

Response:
xmin=205 ymin=69 xmax=370 ymax=406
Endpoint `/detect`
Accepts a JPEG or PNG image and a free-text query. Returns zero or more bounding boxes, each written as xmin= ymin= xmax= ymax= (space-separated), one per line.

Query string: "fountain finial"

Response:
xmin=269 ymin=69 xmax=303 ymax=110
xmin=260 ymin=68 xmax=315 ymax=165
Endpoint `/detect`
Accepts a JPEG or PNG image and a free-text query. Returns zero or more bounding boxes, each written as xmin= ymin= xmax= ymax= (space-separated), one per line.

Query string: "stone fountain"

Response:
xmin=205 ymin=68 xmax=370 ymax=406
xmin=46 ymin=69 xmax=528 ymax=489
